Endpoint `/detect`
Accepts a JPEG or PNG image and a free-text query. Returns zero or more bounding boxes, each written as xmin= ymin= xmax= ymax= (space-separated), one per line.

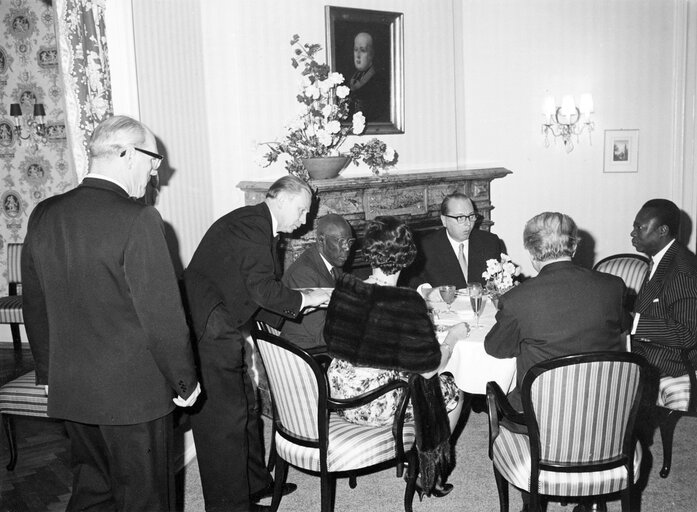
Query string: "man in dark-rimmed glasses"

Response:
xmin=281 ymin=213 xmax=355 ymax=351
xmin=404 ymin=192 xmax=506 ymax=289
xmin=22 ymin=115 xmax=199 ymax=511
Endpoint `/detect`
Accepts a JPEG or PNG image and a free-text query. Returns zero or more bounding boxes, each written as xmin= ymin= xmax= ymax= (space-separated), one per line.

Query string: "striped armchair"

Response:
xmin=593 ymin=253 xmax=650 ymax=310
xmin=655 ymin=349 xmax=697 ymax=478
xmin=486 ymin=352 xmax=648 ymax=512
xmin=0 ymin=243 xmax=24 ymax=350
xmin=252 ymin=325 xmax=418 ymax=512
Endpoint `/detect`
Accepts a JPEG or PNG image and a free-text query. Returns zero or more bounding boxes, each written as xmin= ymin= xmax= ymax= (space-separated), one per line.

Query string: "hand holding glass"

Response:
xmin=438 ymin=285 xmax=457 ymax=312
xmin=468 ymin=282 xmax=484 ymax=327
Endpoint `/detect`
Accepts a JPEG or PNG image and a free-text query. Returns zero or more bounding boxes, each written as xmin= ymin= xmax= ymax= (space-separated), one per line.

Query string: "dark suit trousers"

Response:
xmin=190 ymin=304 xmax=271 ymax=512
xmin=64 ymin=414 xmax=174 ymax=512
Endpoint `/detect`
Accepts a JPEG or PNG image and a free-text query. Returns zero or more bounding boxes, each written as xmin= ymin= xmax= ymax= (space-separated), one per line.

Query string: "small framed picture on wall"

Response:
xmin=603 ymin=129 xmax=639 ymax=173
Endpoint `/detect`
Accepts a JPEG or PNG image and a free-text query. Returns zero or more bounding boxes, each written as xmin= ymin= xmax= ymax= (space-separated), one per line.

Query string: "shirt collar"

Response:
xmin=84 ymin=173 xmax=129 ymax=194
xmin=268 ymin=207 xmax=279 ymax=236
xmin=319 ymin=251 xmax=334 ymax=273
xmin=651 ymin=239 xmax=674 ymax=274
xmin=446 ymin=231 xmax=469 ymax=254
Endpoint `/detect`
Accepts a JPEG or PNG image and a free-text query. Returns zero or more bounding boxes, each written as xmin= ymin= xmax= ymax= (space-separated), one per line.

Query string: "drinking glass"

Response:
xmin=438 ymin=285 xmax=457 ymax=312
xmin=468 ymin=282 xmax=484 ymax=327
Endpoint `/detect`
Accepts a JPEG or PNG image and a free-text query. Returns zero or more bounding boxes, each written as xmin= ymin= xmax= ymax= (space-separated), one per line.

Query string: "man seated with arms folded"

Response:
xmin=403 ymin=192 xmax=506 ymax=293
xmin=281 ymin=213 xmax=354 ymax=352
xmin=630 ymin=198 xmax=697 ymax=405
xmin=484 ymin=211 xmax=630 ymax=411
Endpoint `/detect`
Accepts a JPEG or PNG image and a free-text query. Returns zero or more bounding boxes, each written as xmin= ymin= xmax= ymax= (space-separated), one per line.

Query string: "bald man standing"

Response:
xmin=281 ymin=214 xmax=355 ymax=350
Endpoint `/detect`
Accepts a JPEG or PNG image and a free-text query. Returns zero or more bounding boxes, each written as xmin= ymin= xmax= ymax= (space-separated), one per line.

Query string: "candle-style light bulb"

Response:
xmin=560 ymin=95 xmax=576 ymax=118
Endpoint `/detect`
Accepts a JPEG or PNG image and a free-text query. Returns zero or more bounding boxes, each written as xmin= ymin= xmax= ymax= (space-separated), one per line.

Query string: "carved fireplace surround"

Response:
xmin=238 ymin=168 xmax=512 ymax=272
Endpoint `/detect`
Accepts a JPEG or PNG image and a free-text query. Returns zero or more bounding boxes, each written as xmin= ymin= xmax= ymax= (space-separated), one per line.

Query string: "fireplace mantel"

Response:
xmin=238 ymin=167 xmax=512 ymax=270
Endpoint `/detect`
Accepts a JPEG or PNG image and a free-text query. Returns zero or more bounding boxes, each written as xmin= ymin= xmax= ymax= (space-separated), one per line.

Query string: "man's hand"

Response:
xmin=173 ymin=382 xmax=201 ymax=407
xmin=302 ymin=288 xmax=332 ymax=309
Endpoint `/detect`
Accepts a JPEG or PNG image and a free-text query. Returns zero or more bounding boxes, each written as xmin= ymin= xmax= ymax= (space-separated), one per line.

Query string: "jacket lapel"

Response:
xmin=635 ymin=242 xmax=677 ymax=313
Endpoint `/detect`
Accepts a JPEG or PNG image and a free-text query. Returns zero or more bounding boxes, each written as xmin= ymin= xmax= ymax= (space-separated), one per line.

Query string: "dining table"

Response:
xmin=426 ymin=287 xmax=517 ymax=395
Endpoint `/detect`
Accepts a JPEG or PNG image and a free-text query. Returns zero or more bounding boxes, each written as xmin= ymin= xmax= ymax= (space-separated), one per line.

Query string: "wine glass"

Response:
xmin=438 ymin=285 xmax=457 ymax=312
xmin=468 ymin=282 xmax=484 ymax=328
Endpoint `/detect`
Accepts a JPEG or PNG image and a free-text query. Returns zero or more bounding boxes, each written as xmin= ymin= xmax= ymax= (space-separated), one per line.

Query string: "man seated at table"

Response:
xmin=630 ymin=199 xmax=697 ymax=399
xmin=281 ymin=214 xmax=354 ymax=351
xmin=484 ymin=211 xmax=630 ymax=411
xmin=402 ymin=192 xmax=506 ymax=290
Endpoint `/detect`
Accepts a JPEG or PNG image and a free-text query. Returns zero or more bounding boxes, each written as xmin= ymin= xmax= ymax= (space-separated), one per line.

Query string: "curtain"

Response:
xmin=54 ymin=0 xmax=112 ymax=181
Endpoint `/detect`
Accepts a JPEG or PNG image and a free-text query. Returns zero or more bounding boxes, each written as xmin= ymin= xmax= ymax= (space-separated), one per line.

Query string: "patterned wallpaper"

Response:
xmin=0 ymin=0 xmax=76 ymax=295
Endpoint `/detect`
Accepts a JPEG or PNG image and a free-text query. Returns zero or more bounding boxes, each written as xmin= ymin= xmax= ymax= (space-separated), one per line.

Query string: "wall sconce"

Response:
xmin=10 ymin=102 xmax=47 ymax=152
xmin=541 ymin=94 xmax=594 ymax=152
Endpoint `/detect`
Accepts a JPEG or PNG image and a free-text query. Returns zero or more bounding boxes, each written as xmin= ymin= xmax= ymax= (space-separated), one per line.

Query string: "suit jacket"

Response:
xmin=21 ymin=178 xmax=197 ymax=425
xmin=184 ymin=202 xmax=302 ymax=339
xmin=632 ymin=241 xmax=697 ymax=376
xmin=281 ymin=246 xmax=337 ymax=349
xmin=405 ymin=228 xmax=506 ymax=289
xmin=484 ymin=261 xmax=629 ymax=409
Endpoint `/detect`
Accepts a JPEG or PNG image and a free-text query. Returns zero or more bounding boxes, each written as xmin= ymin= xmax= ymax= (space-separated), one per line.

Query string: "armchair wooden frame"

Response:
xmin=252 ymin=326 xmax=418 ymax=512
xmin=655 ymin=348 xmax=697 ymax=478
xmin=487 ymin=352 xmax=649 ymax=512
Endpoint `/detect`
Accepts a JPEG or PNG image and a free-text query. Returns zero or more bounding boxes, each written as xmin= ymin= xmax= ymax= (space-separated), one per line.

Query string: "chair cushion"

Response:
xmin=0 ymin=295 xmax=23 ymax=324
xmin=0 ymin=371 xmax=49 ymax=417
xmin=658 ymin=373 xmax=696 ymax=411
xmin=492 ymin=425 xmax=642 ymax=496
xmin=275 ymin=414 xmax=416 ymax=472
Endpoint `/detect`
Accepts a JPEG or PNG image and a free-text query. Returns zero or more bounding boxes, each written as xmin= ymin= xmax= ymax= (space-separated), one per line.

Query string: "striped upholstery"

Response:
xmin=489 ymin=353 xmax=646 ymax=507
xmin=658 ymin=373 xmax=697 ymax=411
xmin=493 ymin=426 xmax=642 ymax=496
xmin=256 ymin=336 xmax=415 ymax=473
xmin=0 ymin=243 xmax=24 ymax=325
xmin=0 ymin=371 xmax=48 ymax=417
xmin=593 ymin=254 xmax=649 ymax=295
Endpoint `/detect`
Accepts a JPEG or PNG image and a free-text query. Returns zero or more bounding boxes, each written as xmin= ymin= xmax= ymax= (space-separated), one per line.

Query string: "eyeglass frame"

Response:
xmin=321 ymin=234 xmax=357 ymax=247
xmin=442 ymin=212 xmax=479 ymax=224
xmin=120 ymin=147 xmax=164 ymax=170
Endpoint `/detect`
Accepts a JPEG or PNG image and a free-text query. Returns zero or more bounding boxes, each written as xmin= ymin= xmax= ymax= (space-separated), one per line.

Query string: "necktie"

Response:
xmin=331 ymin=267 xmax=340 ymax=283
xmin=458 ymin=243 xmax=468 ymax=282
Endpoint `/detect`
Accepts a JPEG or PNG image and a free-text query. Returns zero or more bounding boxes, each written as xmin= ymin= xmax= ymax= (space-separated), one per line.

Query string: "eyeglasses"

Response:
xmin=443 ymin=213 xmax=478 ymax=224
xmin=323 ymin=234 xmax=356 ymax=247
xmin=120 ymin=147 xmax=164 ymax=170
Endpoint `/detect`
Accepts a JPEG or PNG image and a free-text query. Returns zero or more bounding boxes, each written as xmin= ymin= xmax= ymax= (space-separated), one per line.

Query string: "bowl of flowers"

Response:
xmin=259 ymin=35 xmax=398 ymax=181
xmin=482 ymin=253 xmax=521 ymax=308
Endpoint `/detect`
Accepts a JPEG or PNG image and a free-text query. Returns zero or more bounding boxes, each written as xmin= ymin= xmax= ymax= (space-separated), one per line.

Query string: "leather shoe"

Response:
xmin=250 ymin=482 xmax=297 ymax=502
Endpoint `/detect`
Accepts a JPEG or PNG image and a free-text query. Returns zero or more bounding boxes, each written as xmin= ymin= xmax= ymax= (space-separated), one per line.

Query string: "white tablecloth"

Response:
xmin=428 ymin=290 xmax=516 ymax=395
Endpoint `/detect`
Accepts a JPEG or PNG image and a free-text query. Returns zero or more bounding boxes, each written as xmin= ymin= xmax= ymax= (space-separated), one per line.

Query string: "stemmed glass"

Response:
xmin=438 ymin=285 xmax=457 ymax=312
xmin=468 ymin=282 xmax=484 ymax=328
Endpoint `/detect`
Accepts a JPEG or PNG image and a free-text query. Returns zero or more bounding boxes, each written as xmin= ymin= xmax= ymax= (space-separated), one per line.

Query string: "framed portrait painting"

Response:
xmin=325 ymin=6 xmax=404 ymax=134
xmin=603 ymin=129 xmax=639 ymax=173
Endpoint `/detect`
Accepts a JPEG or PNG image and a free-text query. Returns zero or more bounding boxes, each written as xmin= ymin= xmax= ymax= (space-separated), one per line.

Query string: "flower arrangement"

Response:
xmin=258 ymin=35 xmax=398 ymax=181
xmin=482 ymin=253 xmax=521 ymax=296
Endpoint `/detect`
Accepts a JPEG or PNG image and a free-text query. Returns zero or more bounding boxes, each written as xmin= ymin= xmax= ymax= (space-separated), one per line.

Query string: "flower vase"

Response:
xmin=486 ymin=281 xmax=501 ymax=309
xmin=302 ymin=156 xmax=351 ymax=180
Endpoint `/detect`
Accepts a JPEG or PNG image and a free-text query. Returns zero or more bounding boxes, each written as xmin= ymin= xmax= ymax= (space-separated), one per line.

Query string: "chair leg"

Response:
xmin=10 ymin=323 xmax=22 ymax=351
xmin=270 ymin=454 xmax=288 ymax=512
xmin=493 ymin=466 xmax=509 ymax=512
xmin=267 ymin=425 xmax=276 ymax=472
xmin=658 ymin=409 xmax=682 ymax=478
xmin=620 ymin=488 xmax=631 ymax=512
xmin=320 ymin=470 xmax=336 ymax=512
xmin=403 ymin=448 xmax=418 ymax=512
xmin=2 ymin=414 xmax=17 ymax=470
xmin=348 ymin=472 xmax=357 ymax=489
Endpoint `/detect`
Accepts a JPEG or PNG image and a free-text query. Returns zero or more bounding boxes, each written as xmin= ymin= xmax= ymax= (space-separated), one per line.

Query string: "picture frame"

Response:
xmin=325 ymin=6 xmax=404 ymax=134
xmin=603 ymin=129 xmax=639 ymax=173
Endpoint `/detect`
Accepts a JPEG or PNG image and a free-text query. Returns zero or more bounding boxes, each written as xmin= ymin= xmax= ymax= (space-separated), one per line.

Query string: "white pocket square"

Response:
xmin=652 ymin=298 xmax=659 ymax=303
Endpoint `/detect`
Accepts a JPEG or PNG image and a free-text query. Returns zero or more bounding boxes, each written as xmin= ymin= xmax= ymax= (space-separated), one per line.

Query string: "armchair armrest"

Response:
xmin=680 ymin=349 xmax=697 ymax=412
xmin=486 ymin=381 xmax=525 ymax=459
xmin=327 ymin=379 xmax=409 ymax=411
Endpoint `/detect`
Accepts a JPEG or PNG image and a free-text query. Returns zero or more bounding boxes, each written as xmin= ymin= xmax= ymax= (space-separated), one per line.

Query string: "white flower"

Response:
xmin=352 ymin=112 xmax=366 ymax=134
xmin=502 ymin=261 xmax=516 ymax=275
xmin=304 ymin=84 xmax=320 ymax=99
xmin=384 ymin=146 xmax=396 ymax=162
xmin=326 ymin=120 xmax=341 ymax=134
xmin=328 ymin=72 xmax=344 ymax=85
xmin=317 ymin=78 xmax=333 ymax=93
xmin=321 ymin=104 xmax=334 ymax=119
xmin=336 ymin=85 xmax=350 ymax=98
xmin=317 ymin=129 xmax=333 ymax=146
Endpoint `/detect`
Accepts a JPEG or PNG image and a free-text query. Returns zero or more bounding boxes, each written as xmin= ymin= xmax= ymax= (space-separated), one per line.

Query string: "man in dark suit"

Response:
xmin=405 ymin=192 xmax=506 ymax=289
xmin=485 ymin=211 xmax=629 ymax=411
xmin=281 ymin=213 xmax=354 ymax=351
xmin=21 ymin=115 xmax=200 ymax=511
xmin=184 ymin=176 xmax=330 ymax=512
xmin=630 ymin=198 xmax=697 ymax=379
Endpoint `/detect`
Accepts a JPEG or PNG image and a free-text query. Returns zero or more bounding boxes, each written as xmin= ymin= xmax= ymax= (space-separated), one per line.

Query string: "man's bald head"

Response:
xmin=317 ymin=214 xmax=354 ymax=268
